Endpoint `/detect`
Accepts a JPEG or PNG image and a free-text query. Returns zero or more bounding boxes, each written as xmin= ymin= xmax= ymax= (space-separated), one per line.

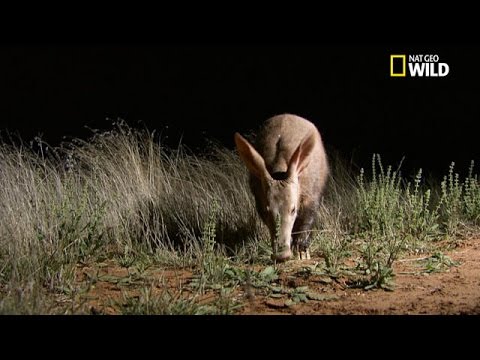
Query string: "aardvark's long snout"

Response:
xmin=271 ymin=245 xmax=293 ymax=262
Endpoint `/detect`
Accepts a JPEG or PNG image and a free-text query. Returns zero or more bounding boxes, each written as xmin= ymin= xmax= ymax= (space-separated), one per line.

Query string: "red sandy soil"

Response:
xmin=71 ymin=238 xmax=480 ymax=315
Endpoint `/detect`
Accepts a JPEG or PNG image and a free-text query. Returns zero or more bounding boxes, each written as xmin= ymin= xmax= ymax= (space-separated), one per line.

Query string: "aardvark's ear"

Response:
xmin=287 ymin=133 xmax=317 ymax=177
xmin=234 ymin=133 xmax=269 ymax=179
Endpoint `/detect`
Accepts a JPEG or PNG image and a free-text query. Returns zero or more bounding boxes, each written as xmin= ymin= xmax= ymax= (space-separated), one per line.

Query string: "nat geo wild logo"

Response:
xmin=390 ymin=54 xmax=450 ymax=77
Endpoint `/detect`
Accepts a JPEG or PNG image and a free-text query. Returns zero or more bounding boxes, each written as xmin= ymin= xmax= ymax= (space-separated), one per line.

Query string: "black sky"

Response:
xmin=0 ymin=44 xmax=479 ymax=176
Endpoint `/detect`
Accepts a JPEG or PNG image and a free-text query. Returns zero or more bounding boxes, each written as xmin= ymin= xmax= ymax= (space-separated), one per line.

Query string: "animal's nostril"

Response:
xmin=271 ymin=249 xmax=293 ymax=262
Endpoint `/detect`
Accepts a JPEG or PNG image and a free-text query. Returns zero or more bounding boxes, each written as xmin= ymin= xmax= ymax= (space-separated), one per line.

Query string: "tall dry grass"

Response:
xmin=0 ymin=123 xmax=266 ymax=312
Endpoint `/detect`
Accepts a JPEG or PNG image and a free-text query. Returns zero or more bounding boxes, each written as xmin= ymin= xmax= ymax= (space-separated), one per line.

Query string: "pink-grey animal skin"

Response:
xmin=235 ymin=114 xmax=329 ymax=262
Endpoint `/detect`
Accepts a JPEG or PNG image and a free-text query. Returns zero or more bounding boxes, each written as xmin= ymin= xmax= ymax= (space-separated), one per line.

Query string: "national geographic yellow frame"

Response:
xmin=390 ymin=55 xmax=406 ymax=77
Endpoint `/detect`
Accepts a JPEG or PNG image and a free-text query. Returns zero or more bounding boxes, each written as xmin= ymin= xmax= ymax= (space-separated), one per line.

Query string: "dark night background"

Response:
xmin=0 ymin=45 xmax=479 ymax=177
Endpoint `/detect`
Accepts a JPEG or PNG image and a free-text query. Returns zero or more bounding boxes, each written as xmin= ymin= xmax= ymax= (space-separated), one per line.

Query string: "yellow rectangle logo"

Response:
xmin=390 ymin=55 xmax=406 ymax=77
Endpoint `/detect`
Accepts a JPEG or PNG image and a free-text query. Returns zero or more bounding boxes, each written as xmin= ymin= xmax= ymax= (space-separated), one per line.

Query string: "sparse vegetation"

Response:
xmin=1 ymin=123 xmax=479 ymax=313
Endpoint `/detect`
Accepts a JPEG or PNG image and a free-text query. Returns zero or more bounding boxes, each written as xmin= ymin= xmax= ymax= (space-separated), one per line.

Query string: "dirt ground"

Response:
xmin=242 ymin=239 xmax=480 ymax=315
xmin=72 ymin=238 xmax=480 ymax=315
